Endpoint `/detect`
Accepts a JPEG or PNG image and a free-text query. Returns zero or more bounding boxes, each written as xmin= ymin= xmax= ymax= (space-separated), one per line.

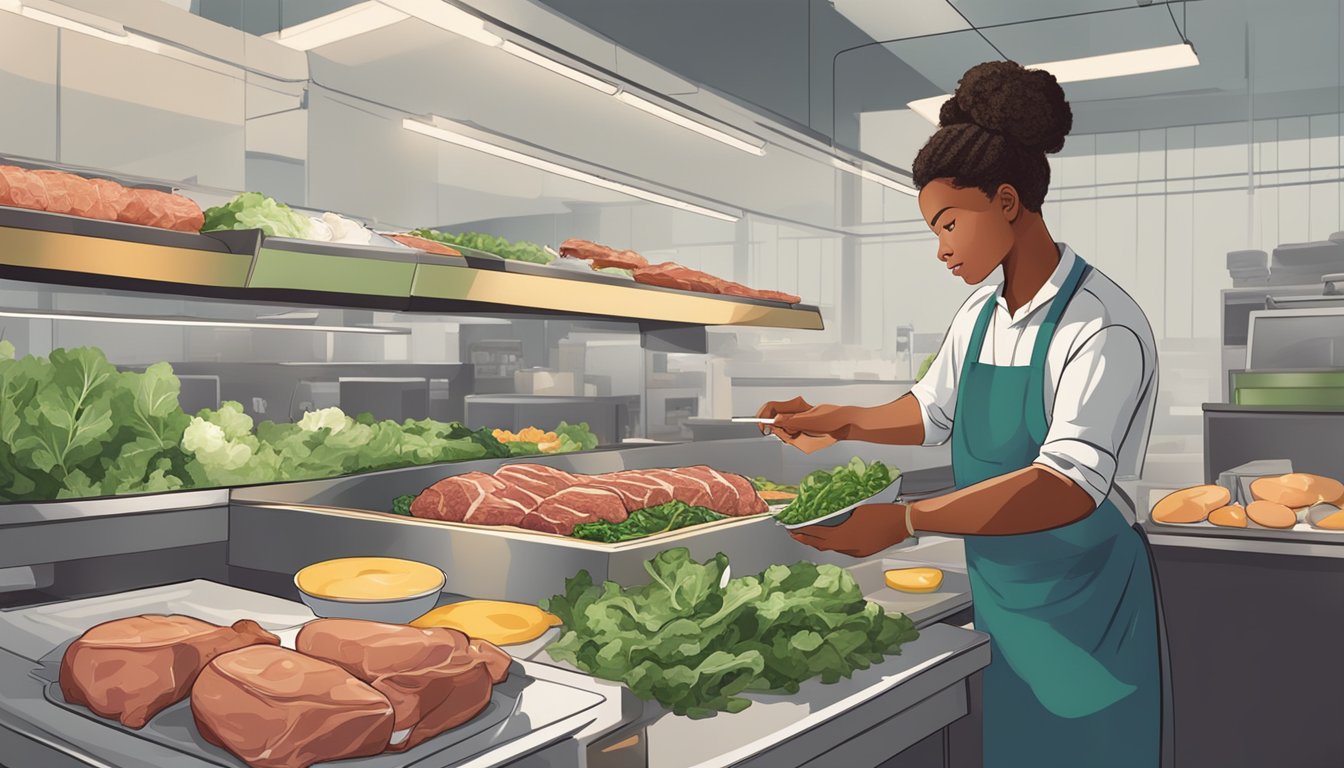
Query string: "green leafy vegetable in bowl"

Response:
xmin=571 ymin=501 xmax=726 ymax=543
xmin=391 ymin=495 xmax=415 ymax=516
xmin=409 ymin=229 xmax=553 ymax=264
xmin=542 ymin=548 xmax=918 ymax=718
xmin=201 ymin=192 xmax=312 ymax=238
xmin=774 ymin=458 xmax=898 ymax=526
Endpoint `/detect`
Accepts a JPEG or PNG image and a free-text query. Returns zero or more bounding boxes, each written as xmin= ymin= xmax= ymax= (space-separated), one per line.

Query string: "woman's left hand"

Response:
xmin=789 ymin=503 xmax=912 ymax=558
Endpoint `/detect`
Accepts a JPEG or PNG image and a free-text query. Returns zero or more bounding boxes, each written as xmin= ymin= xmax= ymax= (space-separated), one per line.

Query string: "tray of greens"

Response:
xmin=0 ymin=345 xmax=601 ymax=504
xmin=774 ymin=458 xmax=900 ymax=530
xmin=408 ymin=229 xmax=553 ymax=264
xmin=541 ymin=547 xmax=919 ymax=718
xmin=569 ymin=501 xmax=727 ymax=543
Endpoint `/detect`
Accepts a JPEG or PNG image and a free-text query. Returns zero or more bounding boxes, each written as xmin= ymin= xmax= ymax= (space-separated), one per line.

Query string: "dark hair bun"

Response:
xmin=938 ymin=61 xmax=1072 ymax=154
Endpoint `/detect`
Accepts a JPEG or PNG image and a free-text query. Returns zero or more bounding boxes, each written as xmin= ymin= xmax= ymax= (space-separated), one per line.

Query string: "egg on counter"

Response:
xmin=411 ymin=600 xmax=562 ymax=645
xmin=884 ymin=567 xmax=944 ymax=594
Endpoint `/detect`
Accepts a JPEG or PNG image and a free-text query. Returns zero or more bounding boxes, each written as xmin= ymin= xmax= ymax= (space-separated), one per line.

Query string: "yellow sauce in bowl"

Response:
xmin=295 ymin=557 xmax=444 ymax=602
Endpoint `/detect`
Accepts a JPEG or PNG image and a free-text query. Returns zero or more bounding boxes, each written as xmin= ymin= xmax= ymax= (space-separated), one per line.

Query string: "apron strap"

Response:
xmin=1025 ymin=255 xmax=1090 ymax=440
xmin=964 ymin=289 xmax=998 ymax=368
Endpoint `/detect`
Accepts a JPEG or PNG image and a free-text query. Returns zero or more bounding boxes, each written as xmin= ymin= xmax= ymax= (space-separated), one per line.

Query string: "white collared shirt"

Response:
xmin=909 ymin=244 xmax=1158 ymax=515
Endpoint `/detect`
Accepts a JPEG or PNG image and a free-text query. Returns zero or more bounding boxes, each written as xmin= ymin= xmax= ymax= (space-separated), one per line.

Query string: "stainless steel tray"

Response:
xmin=229 ymin=440 xmax=816 ymax=604
xmin=0 ymin=581 xmax=618 ymax=768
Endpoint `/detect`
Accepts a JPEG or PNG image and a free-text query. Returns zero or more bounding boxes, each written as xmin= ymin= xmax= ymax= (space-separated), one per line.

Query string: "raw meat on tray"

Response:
xmin=408 ymin=464 xmax=769 ymax=536
xmin=192 ymin=645 xmax=394 ymax=768
xmin=297 ymin=619 xmax=511 ymax=752
xmin=59 ymin=615 xmax=279 ymax=729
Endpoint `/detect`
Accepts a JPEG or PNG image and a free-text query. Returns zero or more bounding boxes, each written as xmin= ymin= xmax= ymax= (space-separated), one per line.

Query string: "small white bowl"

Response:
xmin=294 ymin=558 xmax=445 ymax=624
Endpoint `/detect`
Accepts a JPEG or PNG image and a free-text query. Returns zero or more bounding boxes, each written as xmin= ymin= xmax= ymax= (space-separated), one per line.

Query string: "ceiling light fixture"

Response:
xmin=499 ymin=40 xmax=618 ymax=95
xmin=379 ymin=0 xmax=500 ymax=46
xmin=402 ymin=118 xmax=741 ymax=222
xmin=908 ymin=42 xmax=1200 ymax=124
xmin=0 ymin=309 xmax=409 ymax=334
xmin=264 ymin=1 xmax=766 ymax=156
xmin=268 ymin=0 xmax=407 ymax=51
xmin=831 ymin=158 xmax=919 ymax=196
xmin=2 ymin=1 xmax=258 ymax=77
xmin=616 ymin=92 xmax=767 ymax=156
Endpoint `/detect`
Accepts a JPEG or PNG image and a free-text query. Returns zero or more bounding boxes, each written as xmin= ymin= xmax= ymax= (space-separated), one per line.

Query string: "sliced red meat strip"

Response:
xmin=410 ymin=472 xmax=505 ymax=522
xmin=519 ymin=486 xmax=628 ymax=535
xmin=583 ymin=471 xmax=676 ymax=511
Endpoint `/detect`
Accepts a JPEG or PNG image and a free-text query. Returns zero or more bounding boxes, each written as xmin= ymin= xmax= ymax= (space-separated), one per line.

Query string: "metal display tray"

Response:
xmin=0 ymin=581 xmax=620 ymax=768
xmin=229 ymin=439 xmax=817 ymax=605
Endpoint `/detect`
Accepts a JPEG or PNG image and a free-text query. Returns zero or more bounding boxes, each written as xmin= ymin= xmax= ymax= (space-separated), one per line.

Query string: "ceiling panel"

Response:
xmin=880 ymin=30 xmax=1002 ymax=93
xmin=832 ymin=0 xmax=970 ymax=42
xmin=949 ymin=0 xmax=1139 ymax=28
xmin=983 ymin=5 xmax=1185 ymax=65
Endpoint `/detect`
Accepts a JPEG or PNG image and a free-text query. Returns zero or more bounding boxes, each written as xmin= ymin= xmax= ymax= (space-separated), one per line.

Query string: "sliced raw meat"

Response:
xmin=680 ymin=466 xmax=742 ymax=514
xmin=384 ymin=232 xmax=462 ymax=257
xmin=494 ymin=464 xmax=580 ymax=496
xmin=192 ymin=645 xmax=393 ymax=768
xmin=558 ymin=238 xmax=650 ymax=270
xmin=89 ymin=178 xmax=135 ymax=220
xmin=718 ymin=470 xmax=769 ymax=516
xmin=641 ymin=467 xmax=717 ymax=509
xmin=119 ymin=188 xmax=204 ymax=232
xmin=635 ymin=262 xmax=726 ymax=294
xmin=60 ymin=615 xmax=278 ymax=729
xmin=297 ymin=619 xmax=504 ymax=752
xmin=718 ymin=282 xmax=801 ymax=304
xmin=0 ymin=165 xmax=48 ymax=211
xmin=519 ymin=486 xmax=628 ymax=535
xmin=492 ymin=481 xmax=548 ymax=512
xmin=584 ymin=471 xmax=677 ymax=511
xmin=31 ymin=170 xmax=74 ymax=214
xmin=410 ymin=472 xmax=506 ymax=522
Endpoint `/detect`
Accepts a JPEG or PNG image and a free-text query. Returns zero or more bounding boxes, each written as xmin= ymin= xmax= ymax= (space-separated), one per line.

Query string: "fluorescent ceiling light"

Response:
xmin=2 ymin=2 xmax=246 ymax=77
xmin=0 ymin=309 xmax=409 ymax=334
xmin=616 ymin=91 xmax=766 ymax=156
xmin=831 ymin=158 xmax=918 ymax=196
xmin=499 ymin=40 xmax=618 ymax=95
xmin=907 ymin=95 xmax=950 ymax=125
xmin=1034 ymin=43 xmax=1199 ymax=83
xmin=268 ymin=1 xmax=407 ymax=51
xmin=403 ymin=118 xmax=740 ymax=222
xmin=262 ymin=1 xmax=766 ymax=157
xmin=908 ymin=42 xmax=1200 ymax=123
xmin=380 ymin=0 xmax=501 ymax=46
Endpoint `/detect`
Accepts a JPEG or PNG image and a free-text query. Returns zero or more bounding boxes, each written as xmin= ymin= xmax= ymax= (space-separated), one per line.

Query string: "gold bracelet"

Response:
xmin=904 ymin=503 xmax=915 ymax=537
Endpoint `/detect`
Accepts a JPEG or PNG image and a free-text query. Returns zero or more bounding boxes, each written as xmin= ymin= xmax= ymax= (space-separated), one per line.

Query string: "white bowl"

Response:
xmin=294 ymin=558 xmax=445 ymax=624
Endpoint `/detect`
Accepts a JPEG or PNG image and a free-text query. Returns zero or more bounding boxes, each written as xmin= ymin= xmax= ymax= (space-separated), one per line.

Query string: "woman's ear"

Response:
xmin=997 ymin=184 xmax=1021 ymax=223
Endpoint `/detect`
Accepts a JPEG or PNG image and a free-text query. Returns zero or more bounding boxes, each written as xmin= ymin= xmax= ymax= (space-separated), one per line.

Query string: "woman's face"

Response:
xmin=917 ymin=178 xmax=1019 ymax=285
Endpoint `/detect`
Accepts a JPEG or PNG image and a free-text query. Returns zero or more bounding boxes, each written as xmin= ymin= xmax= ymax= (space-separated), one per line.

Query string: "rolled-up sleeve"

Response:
xmin=1034 ymin=325 xmax=1149 ymax=507
xmin=909 ymin=331 xmax=960 ymax=447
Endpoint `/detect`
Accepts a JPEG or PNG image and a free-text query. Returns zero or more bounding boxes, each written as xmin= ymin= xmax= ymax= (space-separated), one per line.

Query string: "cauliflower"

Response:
xmin=298 ymin=406 xmax=349 ymax=434
xmin=181 ymin=417 xmax=253 ymax=470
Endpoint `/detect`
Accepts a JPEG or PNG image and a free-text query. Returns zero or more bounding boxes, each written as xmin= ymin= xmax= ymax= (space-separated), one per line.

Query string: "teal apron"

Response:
xmin=951 ymin=256 xmax=1161 ymax=767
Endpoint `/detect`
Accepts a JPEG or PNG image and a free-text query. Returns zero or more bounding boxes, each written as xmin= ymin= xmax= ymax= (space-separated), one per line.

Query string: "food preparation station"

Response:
xmin=4 ymin=2 xmax=1344 ymax=767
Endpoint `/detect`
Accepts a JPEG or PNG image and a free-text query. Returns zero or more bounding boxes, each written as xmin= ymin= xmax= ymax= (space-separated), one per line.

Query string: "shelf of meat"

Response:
xmin=0 ymin=162 xmax=822 ymax=330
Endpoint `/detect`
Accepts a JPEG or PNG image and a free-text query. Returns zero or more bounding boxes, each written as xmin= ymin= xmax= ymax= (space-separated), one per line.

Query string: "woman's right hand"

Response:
xmin=755 ymin=397 xmax=854 ymax=453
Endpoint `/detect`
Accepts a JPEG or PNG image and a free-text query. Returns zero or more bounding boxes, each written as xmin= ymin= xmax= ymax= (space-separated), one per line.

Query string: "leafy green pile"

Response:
xmin=409 ymin=230 xmax=553 ymax=264
xmin=571 ymin=502 xmax=726 ymax=543
xmin=750 ymin=477 xmax=799 ymax=495
xmin=201 ymin=192 xmax=311 ymax=238
xmin=774 ymin=457 xmax=897 ymax=526
xmin=391 ymin=494 xmax=415 ymax=516
xmin=542 ymin=548 xmax=918 ymax=718
xmin=0 ymin=346 xmax=602 ymax=503
xmin=0 ymin=344 xmax=189 ymax=501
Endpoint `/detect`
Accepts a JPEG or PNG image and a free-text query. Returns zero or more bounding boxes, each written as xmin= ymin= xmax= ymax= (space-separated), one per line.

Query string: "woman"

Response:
xmin=759 ymin=61 xmax=1162 ymax=767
